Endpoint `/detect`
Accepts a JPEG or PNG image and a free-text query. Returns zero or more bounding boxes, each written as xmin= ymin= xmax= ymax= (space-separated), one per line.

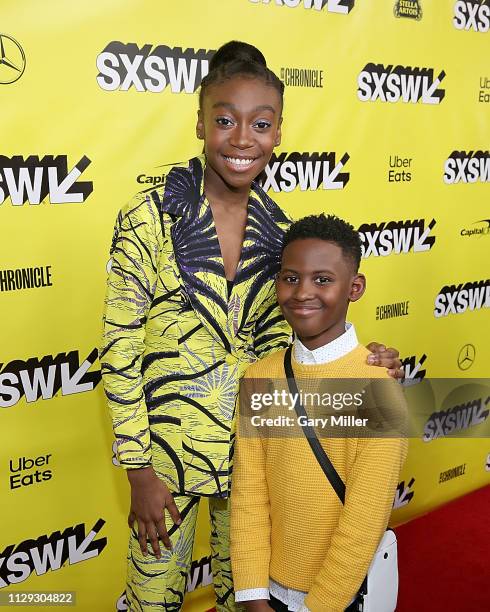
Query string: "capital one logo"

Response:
xmin=262 ymin=152 xmax=350 ymax=192
xmin=444 ymin=151 xmax=490 ymax=184
xmin=0 ymin=156 xmax=93 ymax=205
xmin=0 ymin=349 xmax=101 ymax=408
xmin=453 ymin=1 xmax=490 ymax=32
xmin=249 ymin=0 xmax=355 ymax=13
xmin=96 ymin=42 xmax=214 ymax=93
xmin=358 ymin=218 xmax=436 ymax=258
xmin=357 ymin=64 xmax=446 ymax=104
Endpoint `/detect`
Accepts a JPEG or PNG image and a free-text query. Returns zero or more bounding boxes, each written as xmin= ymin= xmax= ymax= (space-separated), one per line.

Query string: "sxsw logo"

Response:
xmin=423 ymin=396 xmax=489 ymax=442
xmin=0 ymin=349 xmax=101 ymax=408
xmin=357 ymin=64 xmax=446 ymax=104
xmin=0 ymin=520 xmax=106 ymax=587
xmin=262 ymin=152 xmax=350 ymax=192
xmin=249 ymin=0 xmax=355 ymax=13
xmin=358 ymin=218 xmax=436 ymax=258
xmin=453 ymin=1 xmax=490 ymax=32
xmin=444 ymin=151 xmax=490 ymax=184
xmin=96 ymin=42 xmax=214 ymax=93
xmin=401 ymin=354 xmax=427 ymax=385
xmin=393 ymin=477 xmax=415 ymax=508
xmin=0 ymin=156 xmax=92 ymax=205
xmin=434 ymin=279 xmax=490 ymax=317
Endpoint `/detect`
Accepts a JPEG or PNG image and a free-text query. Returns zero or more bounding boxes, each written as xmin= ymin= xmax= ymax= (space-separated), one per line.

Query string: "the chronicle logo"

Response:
xmin=249 ymin=0 xmax=355 ymax=14
xmin=358 ymin=218 xmax=436 ymax=258
xmin=423 ymin=395 xmax=489 ymax=442
xmin=434 ymin=279 xmax=489 ymax=317
xmin=262 ymin=152 xmax=349 ymax=192
xmin=401 ymin=354 xmax=427 ymax=385
xmin=0 ymin=349 xmax=101 ymax=409
xmin=96 ymin=42 xmax=214 ymax=93
xmin=393 ymin=477 xmax=415 ymax=508
xmin=280 ymin=67 xmax=324 ymax=88
xmin=0 ymin=520 xmax=107 ymax=587
xmin=394 ymin=0 xmax=422 ymax=20
xmin=357 ymin=64 xmax=445 ymax=104
xmin=375 ymin=301 xmax=410 ymax=321
xmin=9 ymin=453 xmax=53 ymax=490
xmin=439 ymin=463 xmax=466 ymax=484
xmin=444 ymin=151 xmax=490 ymax=184
xmin=0 ymin=156 xmax=93 ymax=205
xmin=453 ymin=0 xmax=490 ymax=32
xmin=0 ymin=34 xmax=26 ymax=84
xmin=460 ymin=219 xmax=490 ymax=238
xmin=0 ymin=266 xmax=53 ymax=292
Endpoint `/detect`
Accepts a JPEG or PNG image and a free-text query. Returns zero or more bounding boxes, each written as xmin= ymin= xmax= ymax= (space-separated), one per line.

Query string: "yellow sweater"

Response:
xmin=230 ymin=345 xmax=407 ymax=612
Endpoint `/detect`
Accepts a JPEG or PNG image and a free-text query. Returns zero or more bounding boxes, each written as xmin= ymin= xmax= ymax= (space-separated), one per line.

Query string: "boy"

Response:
xmin=230 ymin=214 xmax=407 ymax=612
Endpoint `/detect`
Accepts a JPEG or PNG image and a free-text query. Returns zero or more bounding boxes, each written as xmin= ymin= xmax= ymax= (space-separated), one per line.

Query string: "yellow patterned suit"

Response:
xmin=100 ymin=156 xmax=291 ymax=610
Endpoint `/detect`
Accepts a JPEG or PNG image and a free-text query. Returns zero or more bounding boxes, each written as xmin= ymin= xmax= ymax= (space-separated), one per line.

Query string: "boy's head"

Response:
xmin=276 ymin=214 xmax=366 ymax=349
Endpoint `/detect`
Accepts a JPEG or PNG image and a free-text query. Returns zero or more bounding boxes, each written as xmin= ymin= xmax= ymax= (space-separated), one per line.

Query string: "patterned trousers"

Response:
xmin=126 ymin=494 xmax=239 ymax=612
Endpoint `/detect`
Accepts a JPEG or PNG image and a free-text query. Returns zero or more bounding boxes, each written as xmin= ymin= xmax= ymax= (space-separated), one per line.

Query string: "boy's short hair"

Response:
xmin=282 ymin=214 xmax=362 ymax=272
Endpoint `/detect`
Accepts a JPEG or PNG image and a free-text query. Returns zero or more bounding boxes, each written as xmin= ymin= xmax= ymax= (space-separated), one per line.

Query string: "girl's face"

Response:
xmin=197 ymin=75 xmax=282 ymax=191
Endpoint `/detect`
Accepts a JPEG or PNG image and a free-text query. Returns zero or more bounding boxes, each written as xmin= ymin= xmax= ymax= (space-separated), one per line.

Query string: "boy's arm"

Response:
xmin=253 ymin=283 xmax=291 ymax=358
xmin=304 ymin=436 xmax=408 ymax=612
xmin=231 ymin=376 xmax=272 ymax=602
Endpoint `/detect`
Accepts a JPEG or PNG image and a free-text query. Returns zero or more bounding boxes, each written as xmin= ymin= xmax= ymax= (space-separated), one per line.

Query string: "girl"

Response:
xmin=100 ymin=41 xmax=402 ymax=612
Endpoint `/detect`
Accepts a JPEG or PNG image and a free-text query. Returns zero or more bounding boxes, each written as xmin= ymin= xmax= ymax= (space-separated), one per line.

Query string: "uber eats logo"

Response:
xmin=357 ymin=64 xmax=446 ymax=104
xmin=262 ymin=152 xmax=350 ymax=192
xmin=434 ymin=279 xmax=490 ymax=317
xmin=0 ymin=520 xmax=106 ymax=587
xmin=249 ymin=0 xmax=355 ymax=14
xmin=0 ymin=349 xmax=101 ymax=408
xmin=0 ymin=156 xmax=92 ymax=205
xmin=444 ymin=151 xmax=490 ymax=184
xmin=453 ymin=0 xmax=490 ymax=32
xmin=96 ymin=42 xmax=214 ymax=93
xmin=358 ymin=218 xmax=436 ymax=258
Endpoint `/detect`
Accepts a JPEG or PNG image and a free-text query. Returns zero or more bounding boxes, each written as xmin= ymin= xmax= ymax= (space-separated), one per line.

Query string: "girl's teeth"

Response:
xmin=226 ymin=157 xmax=253 ymax=166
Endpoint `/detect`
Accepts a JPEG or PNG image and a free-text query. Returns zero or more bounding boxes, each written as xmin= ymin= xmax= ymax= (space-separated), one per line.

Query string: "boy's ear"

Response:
xmin=196 ymin=110 xmax=204 ymax=140
xmin=349 ymin=274 xmax=366 ymax=302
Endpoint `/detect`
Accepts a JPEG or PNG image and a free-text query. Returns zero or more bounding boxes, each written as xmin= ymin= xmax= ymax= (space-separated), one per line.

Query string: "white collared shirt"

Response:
xmin=235 ymin=323 xmax=358 ymax=611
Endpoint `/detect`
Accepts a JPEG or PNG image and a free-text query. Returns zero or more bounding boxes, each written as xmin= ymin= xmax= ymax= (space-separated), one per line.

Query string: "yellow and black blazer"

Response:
xmin=100 ymin=155 xmax=291 ymax=496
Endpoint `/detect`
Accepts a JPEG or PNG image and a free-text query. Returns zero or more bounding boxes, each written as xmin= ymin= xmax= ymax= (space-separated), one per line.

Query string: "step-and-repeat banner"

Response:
xmin=1 ymin=1 xmax=489 ymax=609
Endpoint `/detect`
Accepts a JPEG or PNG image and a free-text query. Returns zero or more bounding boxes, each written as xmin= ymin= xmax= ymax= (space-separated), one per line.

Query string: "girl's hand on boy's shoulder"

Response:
xmin=366 ymin=342 xmax=404 ymax=380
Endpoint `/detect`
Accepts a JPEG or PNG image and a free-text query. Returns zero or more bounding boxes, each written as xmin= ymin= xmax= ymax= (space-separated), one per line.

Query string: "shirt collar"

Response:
xmin=293 ymin=322 xmax=358 ymax=365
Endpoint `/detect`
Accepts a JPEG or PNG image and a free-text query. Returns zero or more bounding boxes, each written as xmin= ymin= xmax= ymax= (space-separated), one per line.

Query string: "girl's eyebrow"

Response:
xmin=212 ymin=102 xmax=276 ymax=114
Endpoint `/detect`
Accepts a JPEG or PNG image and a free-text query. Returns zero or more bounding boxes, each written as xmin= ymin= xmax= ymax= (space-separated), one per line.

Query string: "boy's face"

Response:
xmin=276 ymin=238 xmax=366 ymax=350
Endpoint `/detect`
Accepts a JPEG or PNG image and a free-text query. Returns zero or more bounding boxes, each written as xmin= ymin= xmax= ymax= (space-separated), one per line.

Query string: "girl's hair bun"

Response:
xmin=209 ymin=41 xmax=267 ymax=72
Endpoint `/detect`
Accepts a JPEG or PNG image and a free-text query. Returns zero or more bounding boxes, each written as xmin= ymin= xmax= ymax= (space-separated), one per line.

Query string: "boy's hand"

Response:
xmin=243 ymin=601 xmax=274 ymax=612
xmin=127 ymin=466 xmax=182 ymax=558
xmin=366 ymin=342 xmax=404 ymax=380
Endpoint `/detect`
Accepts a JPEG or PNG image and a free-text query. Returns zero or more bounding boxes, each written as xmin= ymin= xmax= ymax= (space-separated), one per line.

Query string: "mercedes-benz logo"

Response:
xmin=0 ymin=34 xmax=26 ymax=84
xmin=457 ymin=344 xmax=476 ymax=371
